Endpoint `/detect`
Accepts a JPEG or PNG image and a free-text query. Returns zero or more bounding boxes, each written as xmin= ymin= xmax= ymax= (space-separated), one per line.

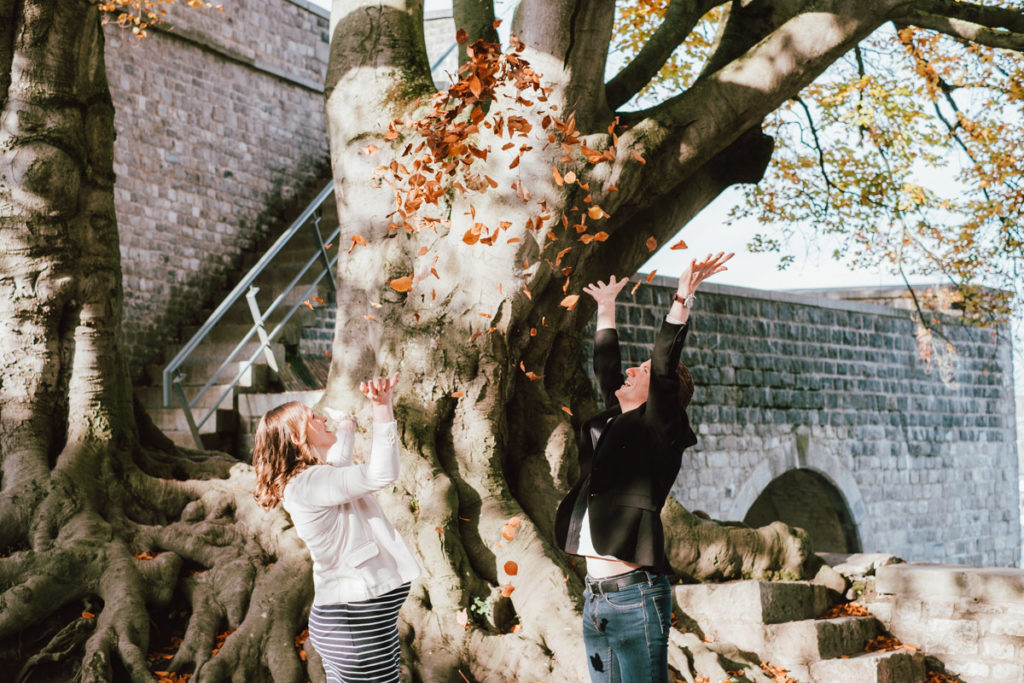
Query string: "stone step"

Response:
xmin=766 ymin=616 xmax=879 ymax=666
xmin=135 ymin=384 xmax=236 ymax=410
xmin=236 ymin=390 xmax=325 ymax=420
xmin=808 ymin=648 xmax=926 ymax=683
xmin=162 ymin=429 xmax=235 ymax=453
xmin=164 ymin=340 xmax=285 ymax=365
xmin=148 ymin=406 xmax=236 ymax=434
xmin=674 ymin=581 xmax=831 ymax=627
xmin=876 ymin=563 xmax=1024 ymax=605
xmin=146 ymin=360 xmax=276 ymax=392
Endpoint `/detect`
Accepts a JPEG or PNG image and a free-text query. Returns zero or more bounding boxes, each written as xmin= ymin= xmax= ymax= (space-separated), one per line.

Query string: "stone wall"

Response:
xmin=868 ymin=563 xmax=1024 ymax=682
xmin=588 ymin=277 xmax=1020 ymax=567
xmin=105 ymin=0 xmax=332 ymax=378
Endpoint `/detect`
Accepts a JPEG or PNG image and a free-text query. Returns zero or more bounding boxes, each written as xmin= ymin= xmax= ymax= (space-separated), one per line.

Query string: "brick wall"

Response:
xmin=105 ymin=0 xmax=331 ymax=378
xmin=587 ymin=277 xmax=1020 ymax=567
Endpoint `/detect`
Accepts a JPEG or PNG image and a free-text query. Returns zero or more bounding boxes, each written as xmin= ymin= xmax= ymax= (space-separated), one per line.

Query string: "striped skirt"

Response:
xmin=308 ymin=583 xmax=411 ymax=683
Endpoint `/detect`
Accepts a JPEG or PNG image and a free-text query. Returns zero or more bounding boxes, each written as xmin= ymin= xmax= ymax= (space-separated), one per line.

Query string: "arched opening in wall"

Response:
xmin=743 ymin=469 xmax=862 ymax=553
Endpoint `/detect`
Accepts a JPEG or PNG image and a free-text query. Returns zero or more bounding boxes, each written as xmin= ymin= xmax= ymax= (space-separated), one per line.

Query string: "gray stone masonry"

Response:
xmin=106 ymin=0 xmax=331 ymax=378
xmin=585 ymin=276 xmax=1020 ymax=567
xmin=867 ymin=563 xmax=1024 ymax=682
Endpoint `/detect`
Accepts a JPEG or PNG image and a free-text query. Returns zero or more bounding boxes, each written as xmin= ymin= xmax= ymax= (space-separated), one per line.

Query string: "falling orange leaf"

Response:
xmin=418 ymin=246 xmax=429 ymax=256
xmin=363 ymin=314 xmax=376 ymax=321
xmin=630 ymin=281 xmax=642 ymax=295
xmin=348 ymin=234 xmax=367 ymax=254
xmin=361 ymin=144 xmax=378 ymax=156
xmin=645 ymin=236 xmax=658 ymax=251
xmin=501 ymin=584 xmax=516 ymax=598
xmin=670 ymin=239 xmax=688 ymax=250
xmin=312 ymin=296 xmax=324 ymax=304
xmin=436 ymin=526 xmax=445 ymax=535
xmin=82 ymin=611 xmax=96 ymax=619
xmin=587 ymin=205 xmax=606 ymax=220
xmin=646 ymin=271 xmax=657 ymax=283
xmin=501 ymin=516 xmax=523 ymax=541
xmin=631 ymin=151 xmax=646 ymax=165
xmin=530 ymin=328 xmax=537 ymax=336
xmin=561 ymin=406 xmax=573 ymax=416
xmin=504 ymin=561 xmax=519 ymax=576
xmin=593 ymin=231 xmax=609 ymax=242
xmin=560 ymin=294 xmax=579 ymax=310
xmin=451 ymin=391 xmax=464 ymax=398
xmin=303 ymin=300 xmax=314 ymax=310
xmin=390 ymin=276 xmax=413 ymax=292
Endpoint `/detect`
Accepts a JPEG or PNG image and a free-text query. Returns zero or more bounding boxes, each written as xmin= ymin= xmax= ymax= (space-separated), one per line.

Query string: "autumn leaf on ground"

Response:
xmin=363 ymin=314 xmax=376 ymax=321
xmin=501 ymin=584 xmax=515 ymax=598
xmin=389 ymin=276 xmax=413 ymax=292
xmin=361 ymin=144 xmax=378 ymax=156
xmin=560 ymin=294 xmax=579 ymax=310
xmin=587 ymin=205 xmax=607 ymax=220
xmin=504 ymin=561 xmax=519 ymax=576
xmin=670 ymin=239 xmax=687 ymax=250
xmin=552 ymin=167 xmax=563 ymax=186
xmin=451 ymin=391 xmax=464 ymax=398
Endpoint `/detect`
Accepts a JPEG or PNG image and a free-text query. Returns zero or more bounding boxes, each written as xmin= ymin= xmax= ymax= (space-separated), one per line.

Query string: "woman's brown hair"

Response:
xmin=252 ymin=402 xmax=319 ymax=509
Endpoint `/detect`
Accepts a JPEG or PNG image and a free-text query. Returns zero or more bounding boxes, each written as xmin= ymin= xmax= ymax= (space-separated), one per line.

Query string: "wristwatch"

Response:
xmin=674 ymin=292 xmax=696 ymax=308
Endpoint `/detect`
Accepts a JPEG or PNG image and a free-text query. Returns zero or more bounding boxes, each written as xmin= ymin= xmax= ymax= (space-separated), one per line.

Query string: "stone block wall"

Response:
xmin=868 ymin=563 xmax=1024 ymax=682
xmin=586 ymin=276 xmax=1020 ymax=567
xmin=105 ymin=0 xmax=331 ymax=378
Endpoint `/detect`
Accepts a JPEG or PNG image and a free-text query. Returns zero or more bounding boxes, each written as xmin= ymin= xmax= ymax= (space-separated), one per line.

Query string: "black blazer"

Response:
xmin=554 ymin=318 xmax=697 ymax=573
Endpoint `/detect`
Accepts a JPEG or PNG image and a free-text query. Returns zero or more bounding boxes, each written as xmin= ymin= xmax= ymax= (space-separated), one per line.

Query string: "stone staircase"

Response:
xmin=673 ymin=579 xmax=927 ymax=682
xmin=135 ymin=187 xmax=338 ymax=456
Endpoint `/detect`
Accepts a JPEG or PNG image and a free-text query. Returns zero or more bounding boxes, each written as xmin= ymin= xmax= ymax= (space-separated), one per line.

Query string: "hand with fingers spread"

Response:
xmin=677 ymin=251 xmax=734 ymax=299
xmin=584 ymin=275 xmax=631 ymax=330
xmin=360 ymin=373 xmax=399 ymax=422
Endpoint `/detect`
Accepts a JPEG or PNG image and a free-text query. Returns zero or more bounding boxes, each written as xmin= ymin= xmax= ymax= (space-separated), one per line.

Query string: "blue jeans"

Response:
xmin=582 ymin=570 xmax=672 ymax=683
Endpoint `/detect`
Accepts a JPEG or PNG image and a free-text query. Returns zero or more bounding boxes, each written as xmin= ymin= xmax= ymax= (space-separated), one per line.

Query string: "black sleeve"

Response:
xmin=645 ymin=319 xmax=697 ymax=449
xmin=593 ymin=328 xmax=623 ymax=408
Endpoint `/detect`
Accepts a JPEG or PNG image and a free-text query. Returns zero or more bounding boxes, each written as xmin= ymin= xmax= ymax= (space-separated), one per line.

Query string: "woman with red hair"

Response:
xmin=253 ymin=374 xmax=418 ymax=682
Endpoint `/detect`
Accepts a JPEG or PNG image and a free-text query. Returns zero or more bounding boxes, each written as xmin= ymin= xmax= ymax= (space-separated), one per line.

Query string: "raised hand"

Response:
xmin=583 ymin=275 xmax=630 ymax=307
xmin=359 ymin=373 xmax=399 ymax=406
xmin=677 ymin=252 xmax=734 ymax=298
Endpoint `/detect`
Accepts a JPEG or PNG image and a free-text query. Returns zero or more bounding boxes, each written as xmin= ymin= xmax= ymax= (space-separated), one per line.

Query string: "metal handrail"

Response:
xmin=162 ymin=181 xmax=337 ymax=447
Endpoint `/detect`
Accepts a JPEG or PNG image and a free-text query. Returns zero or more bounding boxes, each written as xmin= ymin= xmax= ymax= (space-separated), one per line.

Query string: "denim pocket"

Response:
xmin=603 ymin=584 xmax=644 ymax=609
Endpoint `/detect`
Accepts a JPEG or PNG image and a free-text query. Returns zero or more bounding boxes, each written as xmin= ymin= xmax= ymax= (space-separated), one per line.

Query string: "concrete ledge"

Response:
xmin=876 ymin=563 xmax=1024 ymax=604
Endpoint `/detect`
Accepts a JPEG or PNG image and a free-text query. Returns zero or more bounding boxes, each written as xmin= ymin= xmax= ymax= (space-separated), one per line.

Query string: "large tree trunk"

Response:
xmin=317 ymin=1 xmax=889 ymax=680
xmin=0 ymin=3 xmax=319 ymax=681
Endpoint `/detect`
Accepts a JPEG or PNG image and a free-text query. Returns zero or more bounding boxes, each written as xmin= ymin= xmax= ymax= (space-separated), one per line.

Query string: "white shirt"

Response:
xmin=283 ymin=421 xmax=420 ymax=604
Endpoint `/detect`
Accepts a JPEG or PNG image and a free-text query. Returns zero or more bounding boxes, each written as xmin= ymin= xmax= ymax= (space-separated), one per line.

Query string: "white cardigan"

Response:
xmin=283 ymin=421 xmax=420 ymax=604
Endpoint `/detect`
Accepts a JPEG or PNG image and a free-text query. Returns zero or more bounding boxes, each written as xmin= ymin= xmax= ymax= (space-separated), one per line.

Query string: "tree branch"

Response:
xmin=605 ymin=0 xmax=721 ymax=110
xmin=453 ymin=0 xmax=498 ymax=67
xmin=513 ymin=0 xmax=616 ymax=130
xmin=613 ymin=1 xmax=897 ymax=218
xmin=901 ymin=9 xmax=1024 ymax=52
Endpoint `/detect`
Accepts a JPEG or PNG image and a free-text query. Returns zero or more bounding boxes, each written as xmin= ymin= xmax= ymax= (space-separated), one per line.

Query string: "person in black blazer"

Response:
xmin=555 ymin=252 xmax=733 ymax=683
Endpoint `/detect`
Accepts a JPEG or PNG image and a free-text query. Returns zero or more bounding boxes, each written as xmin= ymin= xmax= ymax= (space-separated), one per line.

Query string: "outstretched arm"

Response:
xmin=668 ymin=252 xmax=734 ymax=324
xmin=583 ymin=275 xmax=631 ymax=331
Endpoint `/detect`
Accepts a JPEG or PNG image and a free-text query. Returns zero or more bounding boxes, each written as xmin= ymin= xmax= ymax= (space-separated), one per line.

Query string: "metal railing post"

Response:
xmin=245 ymin=287 xmax=279 ymax=373
xmin=310 ymin=213 xmax=337 ymax=296
xmin=171 ymin=373 xmax=204 ymax=450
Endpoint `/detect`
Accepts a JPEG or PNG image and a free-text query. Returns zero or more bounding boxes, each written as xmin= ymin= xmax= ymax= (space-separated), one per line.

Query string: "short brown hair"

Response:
xmin=676 ymin=363 xmax=694 ymax=410
xmin=252 ymin=402 xmax=319 ymax=509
